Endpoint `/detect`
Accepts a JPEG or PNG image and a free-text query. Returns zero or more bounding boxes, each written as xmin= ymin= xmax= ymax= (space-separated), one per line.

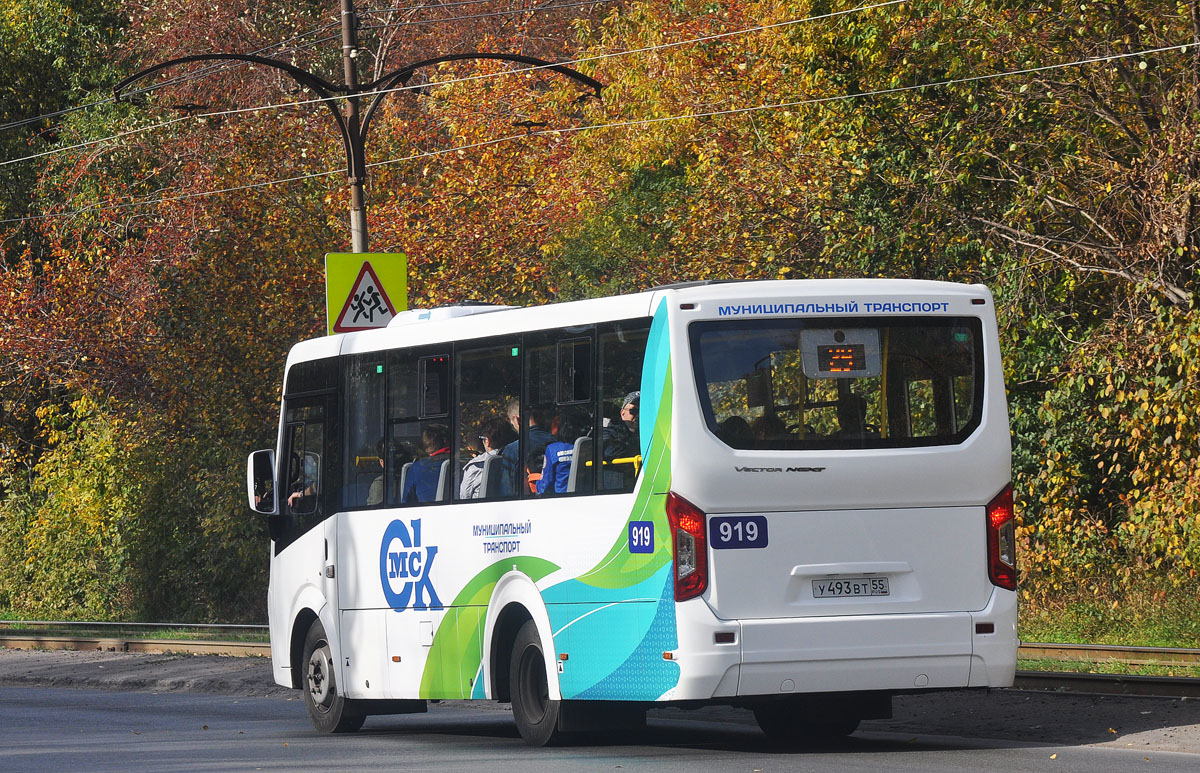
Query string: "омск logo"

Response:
xmin=379 ymin=519 xmax=443 ymax=611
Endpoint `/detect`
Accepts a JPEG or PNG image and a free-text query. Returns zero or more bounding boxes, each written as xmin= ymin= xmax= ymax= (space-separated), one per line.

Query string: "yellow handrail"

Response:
xmin=584 ymin=455 xmax=643 ymax=474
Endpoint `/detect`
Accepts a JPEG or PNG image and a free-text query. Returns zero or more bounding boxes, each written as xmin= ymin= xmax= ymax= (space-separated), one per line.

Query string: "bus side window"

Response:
xmin=598 ymin=320 xmax=650 ymax=493
xmin=525 ymin=329 xmax=591 ymax=497
xmin=905 ymin=377 xmax=962 ymax=440
xmin=283 ymin=425 xmax=309 ymax=513
xmin=387 ymin=350 xmax=450 ymax=505
xmin=455 ymin=341 xmax=521 ymax=502
xmin=284 ymin=405 xmax=325 ymax=516
xmin=344 ymin=356 xmax=385 ymax=509
xmin=275 ymin=359 xmax=339 ymax=553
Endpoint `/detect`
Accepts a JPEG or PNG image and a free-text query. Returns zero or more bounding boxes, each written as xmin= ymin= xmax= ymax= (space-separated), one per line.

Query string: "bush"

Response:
xmin=0 ymin=395 xmax=268 ymax=622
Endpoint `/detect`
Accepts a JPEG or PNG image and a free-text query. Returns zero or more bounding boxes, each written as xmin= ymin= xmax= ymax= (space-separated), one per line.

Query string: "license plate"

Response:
xmin=812 ymin=577 xmax=890 ymax=598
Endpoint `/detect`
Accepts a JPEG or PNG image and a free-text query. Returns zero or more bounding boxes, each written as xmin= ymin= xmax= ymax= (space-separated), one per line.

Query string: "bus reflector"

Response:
xmin=986 ymin=485 xmax=1017 ymax=591
xmin=666 ymin=493 xmax=708 ymax=601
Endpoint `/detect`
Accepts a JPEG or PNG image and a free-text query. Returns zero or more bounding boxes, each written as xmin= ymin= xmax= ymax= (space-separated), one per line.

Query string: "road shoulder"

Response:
xmin=3 ymin=647 xmax=1198 ymax=753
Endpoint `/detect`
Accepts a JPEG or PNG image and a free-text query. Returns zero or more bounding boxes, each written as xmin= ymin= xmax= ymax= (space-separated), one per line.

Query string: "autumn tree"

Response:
xmin=2 ymin=0 xmax=1199 ymax=625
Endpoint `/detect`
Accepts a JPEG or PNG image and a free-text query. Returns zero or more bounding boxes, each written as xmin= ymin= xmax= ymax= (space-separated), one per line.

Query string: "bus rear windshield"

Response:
xmin=690 ymin=317 xmax=985 ymax=450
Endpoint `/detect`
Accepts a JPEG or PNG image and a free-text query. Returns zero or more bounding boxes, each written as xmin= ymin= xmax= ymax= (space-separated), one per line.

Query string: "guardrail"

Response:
xmin=0 ymin=620 xmax=268 ymax=633
xmin=0 ymin=620 xmax=270 ymax=657
xmin=1018 ymin=642 xmax=1200 ymax=667
xmin=1014 ymin=670 xmax=1200 ymax=698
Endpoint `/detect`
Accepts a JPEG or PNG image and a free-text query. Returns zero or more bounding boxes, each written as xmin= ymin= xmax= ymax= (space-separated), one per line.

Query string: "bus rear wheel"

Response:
xmin=302 ymin=619 xmax=365 ymax=734
xmin=509 ymin=619 xmax=564 ymax=746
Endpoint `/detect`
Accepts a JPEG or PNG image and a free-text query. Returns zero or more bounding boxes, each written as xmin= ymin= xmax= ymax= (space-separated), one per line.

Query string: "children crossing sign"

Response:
xmin=325 ymin=253 xmax=407 ymax=335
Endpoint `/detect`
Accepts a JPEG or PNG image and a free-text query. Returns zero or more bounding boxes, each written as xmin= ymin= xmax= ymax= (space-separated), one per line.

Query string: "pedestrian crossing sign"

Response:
xmin=325 ymin=253 xmax=407 ymax=335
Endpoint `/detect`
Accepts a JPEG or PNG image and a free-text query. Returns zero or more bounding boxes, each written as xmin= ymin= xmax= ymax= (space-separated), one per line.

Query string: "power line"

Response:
xmin=358 ymin=0 xmax=616 ymax=29
xmin=363 ymin=0 xmax=587 ymax=15
xmin=0 ymin=0 xmax=904 ymax=171
xmin=1 ymin=41 xmax=1186 ymax=227
xmin=351 ymin=0 xmax=911 ymax=107
xmin=361 ymin=42 xmax=1190 ymax=172
xmin=0 ymin=98 xmax=118 ymax=134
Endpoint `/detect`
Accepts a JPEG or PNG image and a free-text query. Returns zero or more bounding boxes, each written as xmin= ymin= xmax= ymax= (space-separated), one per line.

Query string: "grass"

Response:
xmin=1018 ymin=657 xmax=1200 ymax=679
xmin=1017 ymin=579 xmax=1200 ymax=648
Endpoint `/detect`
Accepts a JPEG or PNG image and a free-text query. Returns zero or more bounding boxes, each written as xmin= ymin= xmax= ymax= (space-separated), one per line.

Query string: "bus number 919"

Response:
xmin=628 ymin=521 xmax=654 ymax=554
xmin=710 ymin=515 xmax=769 ymax=549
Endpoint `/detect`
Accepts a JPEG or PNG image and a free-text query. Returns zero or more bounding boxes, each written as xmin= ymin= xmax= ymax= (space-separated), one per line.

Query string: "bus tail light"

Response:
xmin=666 ymin=493 xmax=708 ymax=601
xmin=986 ymin=485 xmax=1017 ymax=591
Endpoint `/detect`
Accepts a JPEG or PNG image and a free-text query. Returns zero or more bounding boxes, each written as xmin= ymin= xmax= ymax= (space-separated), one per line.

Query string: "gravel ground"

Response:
xmin=2 ymin=647 xmax=1199 ymax=753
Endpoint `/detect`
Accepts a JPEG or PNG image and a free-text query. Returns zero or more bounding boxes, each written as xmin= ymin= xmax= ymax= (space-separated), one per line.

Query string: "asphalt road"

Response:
xmin=2 ymin=649 xmax=1199 ymax=771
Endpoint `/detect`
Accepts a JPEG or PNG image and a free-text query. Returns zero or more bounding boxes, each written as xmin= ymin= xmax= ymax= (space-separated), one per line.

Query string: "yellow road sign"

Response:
xmin=325 ymin=253 xmax=407 ymax=335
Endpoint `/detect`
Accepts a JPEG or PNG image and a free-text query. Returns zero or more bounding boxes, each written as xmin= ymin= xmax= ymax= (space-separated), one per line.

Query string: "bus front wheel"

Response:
xmin=509 ymin=619 xmax=564 ymax=746
xmin=302 ymin=619 xmax=365 ymax=733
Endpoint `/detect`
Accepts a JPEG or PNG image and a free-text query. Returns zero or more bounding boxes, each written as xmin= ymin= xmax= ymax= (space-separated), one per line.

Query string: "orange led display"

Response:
xmin=818 ymin=343 xmax=865 ymax=373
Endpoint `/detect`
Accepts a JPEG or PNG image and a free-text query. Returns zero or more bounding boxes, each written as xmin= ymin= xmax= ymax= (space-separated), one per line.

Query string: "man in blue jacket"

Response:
xmin=501 ymin=400 xmax=554 ymax=495
xmin=402 ymin=424 xmax=451 ymax=504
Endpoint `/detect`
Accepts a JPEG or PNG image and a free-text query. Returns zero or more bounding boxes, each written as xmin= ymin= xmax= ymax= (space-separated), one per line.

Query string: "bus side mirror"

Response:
xmin=247 ymin=449 xmax=277 ymax=515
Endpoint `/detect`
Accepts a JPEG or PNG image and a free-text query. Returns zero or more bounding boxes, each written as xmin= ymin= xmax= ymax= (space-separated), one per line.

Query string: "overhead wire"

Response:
xmin=0 ymin=0 xmax=905 ymax=171
xmin=0 ymin=40 xmax=1186 ymax=227
xmin=0 ymin=98 xmax=119 ymax=134
xmin=357 ymin=0 xmax=618 ymax=29
xmin=345 ymin=0 xmax=913 ymax=109
xmin=362 ymin=42 xmax=1191 ymax=169
xmin=362 ymin=0 xmax=597 ymax=15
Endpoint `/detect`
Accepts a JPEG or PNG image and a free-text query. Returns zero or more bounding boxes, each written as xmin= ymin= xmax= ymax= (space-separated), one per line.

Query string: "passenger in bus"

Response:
xmin=460 ymin=418 xmax=516 ymax=499
xmin=401 ymin=424 xmax=451 ymax=503
xmin=501 ymin=400 xmax=555 ymax=495
xmin=387 ymin=440 xmax=419 ymax=506
xmin=525 ymin=449 xmax=546 ymax=494
xmin=751 ymin=414 xmax=788 ymax=446
xmin=601 ymin=391 xmax=640 ymax=460
xmin=286 ymin=452 xmax=319 ymax=510
xmin=717 ymin=415 xmax=753 ymax=446
xmin=537 ymin=415 xmax=586 ymax=495
xmin=366 ymin=439 xmax=385 ymax=506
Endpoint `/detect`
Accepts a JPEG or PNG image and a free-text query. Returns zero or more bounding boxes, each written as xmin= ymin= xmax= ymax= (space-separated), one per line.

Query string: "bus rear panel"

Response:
xmin=658 ymin=281 xmax=1015 ymax=702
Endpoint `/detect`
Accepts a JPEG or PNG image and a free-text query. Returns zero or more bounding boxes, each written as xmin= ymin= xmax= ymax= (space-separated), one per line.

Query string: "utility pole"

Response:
xmin=340 ymin=0 xmax=368 ymax=252
xmin=113 ymin=21 xmax=602 ymax=254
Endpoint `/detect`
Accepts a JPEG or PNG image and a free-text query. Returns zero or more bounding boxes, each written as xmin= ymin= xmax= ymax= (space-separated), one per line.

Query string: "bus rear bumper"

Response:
xmin=669 ymin=588 xmax=1017 ymax=701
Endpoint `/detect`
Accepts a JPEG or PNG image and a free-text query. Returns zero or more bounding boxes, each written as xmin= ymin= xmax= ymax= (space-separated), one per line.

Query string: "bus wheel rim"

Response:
xmin=307 ymin=643 xmax=334 ymax=707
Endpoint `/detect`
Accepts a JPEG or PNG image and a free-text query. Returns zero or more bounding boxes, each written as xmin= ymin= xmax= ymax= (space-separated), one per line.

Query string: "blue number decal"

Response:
xmin=628 ymin=521 xmax=654 ymax=554
xmin=709 ymin=516 xmax=768 ymax=549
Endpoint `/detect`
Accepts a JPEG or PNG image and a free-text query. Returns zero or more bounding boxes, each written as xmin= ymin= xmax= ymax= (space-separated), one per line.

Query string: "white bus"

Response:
xmin=247 ymin=278 xmax=1017 ymax=745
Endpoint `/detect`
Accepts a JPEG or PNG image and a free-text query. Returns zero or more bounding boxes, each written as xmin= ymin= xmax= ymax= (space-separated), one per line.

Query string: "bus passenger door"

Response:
xmin=269 ymin=394 xmax=339 ymax=682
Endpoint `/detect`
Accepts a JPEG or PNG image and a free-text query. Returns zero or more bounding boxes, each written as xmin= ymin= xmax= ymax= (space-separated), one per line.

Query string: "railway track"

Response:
xmin=2 ymin=621 xmax=1198 ymax=696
